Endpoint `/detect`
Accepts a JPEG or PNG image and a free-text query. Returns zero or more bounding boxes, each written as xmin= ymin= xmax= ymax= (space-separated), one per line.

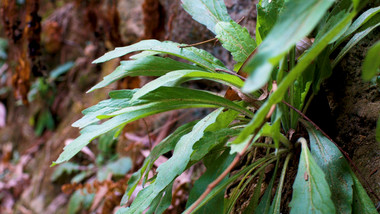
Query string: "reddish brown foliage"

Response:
xmin=142 ymin=0 xmax=166 ymax=39
xmin=1 ymin=0 xmax=42 ymax=103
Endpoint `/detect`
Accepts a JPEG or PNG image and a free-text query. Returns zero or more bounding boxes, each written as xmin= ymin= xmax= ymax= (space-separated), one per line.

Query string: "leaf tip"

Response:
xmin=86 ymin=88 xmax=95 ymax=93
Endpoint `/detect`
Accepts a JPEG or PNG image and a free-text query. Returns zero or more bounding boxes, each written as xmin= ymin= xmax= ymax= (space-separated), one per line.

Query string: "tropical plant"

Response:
xmin=53 ymin=0 xmax=380 ymax=213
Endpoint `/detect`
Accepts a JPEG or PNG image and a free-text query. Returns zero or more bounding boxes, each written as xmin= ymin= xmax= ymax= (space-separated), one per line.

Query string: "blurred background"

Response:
xmin=0 ymin=0 xmax=379 ymax=213
xmin=0 ymin=1 xmax=257 ymax=213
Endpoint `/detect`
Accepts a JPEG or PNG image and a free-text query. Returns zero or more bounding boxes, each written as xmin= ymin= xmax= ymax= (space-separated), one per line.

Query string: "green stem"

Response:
xmin=277 ymin=56 xmax=288 ymax=84
xmin=272 ymin=153 xmax=292 ymax=212
xmin=302 ymin=93 xmax=314 ymax=114
xmin=261 ymin=133 xmax=291 ymax=148
xmin=251 ymin=143 xmax=277 ymax=149
xmin=289 ymin=46 xmax=296 ymax=129
xmin=226 ymin=157 xmax=279 ymax=213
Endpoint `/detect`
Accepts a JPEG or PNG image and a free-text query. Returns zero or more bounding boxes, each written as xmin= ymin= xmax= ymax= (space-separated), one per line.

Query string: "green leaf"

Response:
xmin=242 ymin=170 xmax=264 ymax=214
xmin=256 ymin=0 xmax=285 ymax=44
xmin=51 ymin=162 xmax=81 ymax=182
xmin=116 ymin=207 xmax=129 ymax=214
xmin=146 ymin=182 xmax=173 ymax=214
xmin=215 ymin=21 xmax=256 ymax=63
xmin=120 ymin=121 xmax=197 ymax=205
xmin=341 ymin=6 xmax=380 ymax=41
xmin=290 ymin=63 xmax=314 ymax=128
xmin=261 ymin=110 xmax=282 ymax=148
xmin=362 ymin=41 xmax=380 ymax=81
xmin=55 ymin=87 xmax=233 ymax=165
xmin=232 ymin=7 xmax=355 ymax=147
xmin=104 ymin=157 xmax=132 ymax=177
xmin=0 ymin=38 xmax=8 ymax=60
xmin=255 ymin=179 xmax=273 ymax=214
xmin=289 ymin=139 xmax=335 ymax=214
xmin=93 ymin=40 xmax=226 ymax=72
xmin=351 ymin=170 xmax=378 ymax=214
xmin=49 ymin=61 xmax=74 ymax=80
xmin=181 ymin=0 xmax=232 ymax=34
xmin=54 ymin=115 xmax=132 ymax=165
xmin=35 ymin=110 xmax=55 ymax=136
xmin=225 ymin=155 xmax=278 ymax=214
xmin=67 ymin=190 xmax=94 ymax=214
xmin=186 ymin=149 xmax=234 ymax=213
xmin=256 ymin=159 xmax=279 ymax=214
xmin=242 ymin=0 xmax=335 ymax=93
xmin=72 ymin=90 xmax=137 ymax=128
xmin=88 ymin=56 xmax=203 ymax=92
xmin=192 ymin=107 xmax=241 ymax=161
xmin=333 ymin=13 xmax=380 ymax=67
xmin=67 ymin=190 xmax=84 ymax=214
xmin=106 ymin=87 xmax=253 ymax=118
xmin=130 ymin=70 xmax=244 ymax=102
xmin=98 ymin=129 xmax=118 ymax=157
xmin=306 ymin=125 xmax=353 ymax=214
xmin=315 ymin=9 xmax=351 ymax=45
xmin=71 ymin=171 xmax=91 ymax=184
xmin=154 ymin=183 xmax=173 ymax=214
xmin=312 ymin=50 xmax=331 ymax=93
xmin=270 ymin=155 xmax=292 ymax=214
xmin=192 ymin=128 xmax=239 ymax=161
xmin=126 ymin=109 xmax=223 ymax=213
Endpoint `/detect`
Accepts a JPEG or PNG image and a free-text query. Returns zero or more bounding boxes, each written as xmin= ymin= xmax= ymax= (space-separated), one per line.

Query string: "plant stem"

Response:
xmin=215 ymin=68 xmax=247 ymax=81
xmin=178 ymin=17 xmax=244 ymax=48
xmin=251 ymin=143 xmax=277 ymax=149
xmin=178 ymin=38 xmax=218 ymax=48
xmin=261 ymin=132 xmax=291 ymax=148
xmin=302 ymin=93 xmax=314 ymax=114
xmin=272 ymin=153 xmax=292 ymax=212
xmin=289 ymin=46 xmax=297 ymax=129
xmin=277 ymin=56 xmax=287 ymax=84
xmin=227 ymin=157 xmax=278 ymax=213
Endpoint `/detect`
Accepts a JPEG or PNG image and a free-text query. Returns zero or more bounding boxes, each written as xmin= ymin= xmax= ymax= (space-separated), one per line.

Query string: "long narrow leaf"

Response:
xmin=333 ymin=14 xmax=380 ymax=67
xmin=106 ymin=87 xmax=253 ymax=118
xmin=351 ymin=170 xmax=378 ymax=214
xmin=130 ymin=70 xmax=244 ymax=101
xmin=362 ymin=41 xmax=380 ymax=81
xmin=88 ymin=56 xmax=204 ymax=92
xmin=306 ymin=124 xmax=353 ymax=214
xmin=242 ymin=0 xmax=335 ymax=93
xmin=126 ymin=109 xmax=223 ymax=213
xmin=270 ymin=154 xmax=292 ymax=214
xmin=340 ymin=6 xmax=380 ymax=42
xmin=192 ymin=108 xmax=241 ymax=161
xmin=256 ymin=159 xmax=280 ymax=214
xmin=289 ymin=139 xmax=335 ymax=213
xmin=120 ymin=121 xmax=197 ymax=204
xmin=72 ymin=89 xmax=137 ymax=128
xmin=93 ymin=40 xmax=226 ymax=72
xmin=55 ymin=87 xmax=244 ymax=165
